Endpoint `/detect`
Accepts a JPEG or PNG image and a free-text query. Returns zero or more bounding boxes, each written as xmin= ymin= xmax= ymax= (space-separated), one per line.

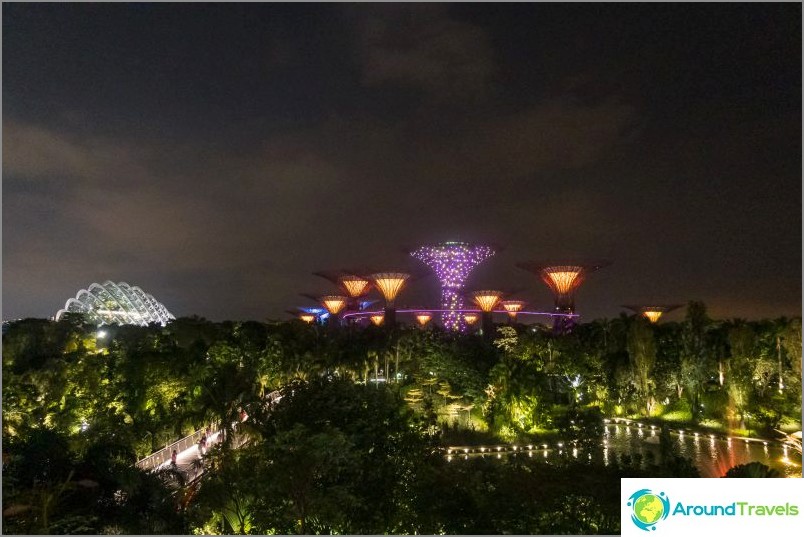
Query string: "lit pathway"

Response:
xmin=154 ymin=431 xmax=222 ymax=484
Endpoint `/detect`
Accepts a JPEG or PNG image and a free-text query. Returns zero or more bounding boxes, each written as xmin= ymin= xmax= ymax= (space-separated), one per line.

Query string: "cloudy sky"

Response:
xmin=3 ymin=3 xmax=801 ymax=322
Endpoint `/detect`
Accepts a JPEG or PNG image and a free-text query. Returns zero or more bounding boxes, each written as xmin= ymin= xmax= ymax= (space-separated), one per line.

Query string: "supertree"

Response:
xmin=369 ymin=272 xmax=410 ymax=328
xmin=410 ymin=241 xmax=496 ymax=331
xmin=623 ymin=304 xmax=682 ymax=323
xmin=472 ymin=290 xmax=503 ymax=338
xmin=415 ymin=312 xmax=433 ymax=328
xmin=517 ymin=261 xmax=610 ymax=332
xmin=298 ymin=313 xmax=316 ymax=324
xmin=500 ymin=300 xmax=526 ymax=323
xmin=313 ymin=270 xmax=372 ymax=314
xmin=319 ymin=295 xmax=347 ymax=326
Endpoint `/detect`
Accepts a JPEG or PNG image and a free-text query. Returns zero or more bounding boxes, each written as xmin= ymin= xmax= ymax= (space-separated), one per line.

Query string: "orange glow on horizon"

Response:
xmin=320 ymin=295 xmax=347 ymax=315
xmin=370 ymin=273 xmax=410 ymax=304
xmin=473 ymin=290 xmax=503 ymax=312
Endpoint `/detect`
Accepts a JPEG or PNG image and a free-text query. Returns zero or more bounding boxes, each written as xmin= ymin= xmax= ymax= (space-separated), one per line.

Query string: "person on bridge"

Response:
xmin=171 ymin=449 xmax=177 ymax=466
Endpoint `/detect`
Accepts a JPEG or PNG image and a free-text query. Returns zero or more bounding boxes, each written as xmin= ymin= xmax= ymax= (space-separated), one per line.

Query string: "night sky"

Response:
xmin=3 ymin=3 xmax=801 ymax=323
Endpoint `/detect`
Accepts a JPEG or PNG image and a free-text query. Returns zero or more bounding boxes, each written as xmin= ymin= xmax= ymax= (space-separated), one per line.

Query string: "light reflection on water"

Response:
xmin=449 ymin=424 xmax=802 ymax=478
xmin=594 ymin=424 xmax=800 ymax=477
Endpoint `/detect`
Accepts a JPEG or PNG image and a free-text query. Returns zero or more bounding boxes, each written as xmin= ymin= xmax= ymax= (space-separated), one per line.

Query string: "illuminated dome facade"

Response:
xmin=55 ymin=281 xmax=175 ymax=326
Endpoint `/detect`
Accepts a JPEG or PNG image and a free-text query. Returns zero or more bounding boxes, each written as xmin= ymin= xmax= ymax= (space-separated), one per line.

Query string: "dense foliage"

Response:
xmin=2 ymin=303 xmax=801 ymax=533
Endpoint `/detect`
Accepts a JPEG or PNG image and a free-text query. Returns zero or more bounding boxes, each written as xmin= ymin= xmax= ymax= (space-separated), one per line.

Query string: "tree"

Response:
xmin=681 ymin=301 xmax=712 ymax=422
xmin=627 ymin=317 xmax=657 ymax=415
xmin=723 ymin=462 xmax=781 ymax=478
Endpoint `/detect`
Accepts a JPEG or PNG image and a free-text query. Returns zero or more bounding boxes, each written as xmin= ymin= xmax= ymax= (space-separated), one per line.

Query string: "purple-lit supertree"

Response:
xmin=410 ymin=242 xmax=496 ymax=331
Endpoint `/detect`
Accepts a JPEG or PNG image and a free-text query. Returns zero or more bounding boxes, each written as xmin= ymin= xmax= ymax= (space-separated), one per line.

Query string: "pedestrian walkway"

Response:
xmin=156 ymin=431 xmax=221 ymax=484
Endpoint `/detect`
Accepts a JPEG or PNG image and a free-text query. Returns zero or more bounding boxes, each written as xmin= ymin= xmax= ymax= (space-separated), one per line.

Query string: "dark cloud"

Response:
xmin=355 ymin=4 xmax=496 ymax=101
xmin=2 ymin=3 xmax=800 ymax=322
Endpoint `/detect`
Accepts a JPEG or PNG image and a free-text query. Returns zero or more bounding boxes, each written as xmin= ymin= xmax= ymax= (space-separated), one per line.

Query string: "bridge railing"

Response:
xmin=136 ymin=422 xmax=219 ymax=471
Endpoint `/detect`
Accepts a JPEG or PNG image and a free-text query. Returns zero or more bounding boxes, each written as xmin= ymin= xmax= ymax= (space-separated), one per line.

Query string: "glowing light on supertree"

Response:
xmin=410 ymin=241 xmax=496 ymax=331
xmin=472 ymin=290 xmax=503 ymax=337
xmin=313 ymin=271 xmax=372 ymax=316
xmin=463 ymin=313 xmax=479 ymax=325
xmin=517 ymin=261 xmax=609 ymax=332
xmin=370 ymin=273 xmax=409 ymax=305
xmin=472 ymin=290 xmax=503 ymax=312
xmin=370 ymin=272 xmax=410 ymax=327
xmin=415 ymin=312 xmax=432 ymax=327
xmin=623 ymin=305 xmax=681 ymax=324
xmin=340 ymin=276 xmax=371 ymax=298
xmin=501 ymin=300 xmax=526 ymax=321
xmin=320 ymin=296 xmax=347 ymax=315
xmin=370 ymin=314 xmax=384 ymax=326
xmin=299 ymin=313 xmax=316 ymax=323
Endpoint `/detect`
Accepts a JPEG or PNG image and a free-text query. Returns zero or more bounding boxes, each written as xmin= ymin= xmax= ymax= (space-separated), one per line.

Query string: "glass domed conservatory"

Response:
xmin=55 ymin=281 xmax=175 ymax=326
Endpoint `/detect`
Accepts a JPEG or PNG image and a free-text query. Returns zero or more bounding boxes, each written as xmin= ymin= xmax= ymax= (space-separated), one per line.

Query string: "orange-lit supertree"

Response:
xmin=517 ymin=261 xmax=609 ymax=332
xmin=314 ymin=270 xmax=372 ymax=315
xmin=623 ymin=305 xmax=681 ymax=324
xmin=463 ymin=313 xmax=479 ymax=326
xmin=500 ymin=300 xmax=526 ymax=323
xmin=415 ymin=312 xmax=432 ymax=328
xmin=472 ymin=290 xmax=503 ymax=338
xmin=319 ymin=295 xmax=347 ymax=326
xmin=370 ymin=273 xmax=410 ymax=328
xmin=298 ymin=313 xmax=316 ymax=324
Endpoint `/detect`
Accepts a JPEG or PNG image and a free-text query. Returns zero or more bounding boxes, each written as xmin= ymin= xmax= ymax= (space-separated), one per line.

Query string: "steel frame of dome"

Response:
xmin=55 ymin=281 xmax=175 ymax=327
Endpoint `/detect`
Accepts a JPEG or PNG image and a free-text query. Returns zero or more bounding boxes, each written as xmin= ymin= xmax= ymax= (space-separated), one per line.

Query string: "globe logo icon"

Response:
xmin=627 ymin=489 xmax=670 ymax=531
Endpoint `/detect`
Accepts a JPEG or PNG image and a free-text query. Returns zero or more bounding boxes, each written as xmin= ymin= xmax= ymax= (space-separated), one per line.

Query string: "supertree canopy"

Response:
xmin=501 ymin=300 xmax=526 ymax=320
xmin=517 ymin=261 xmax=609 ymax=331
xmin=56 ymin=281 xmax=175 ymax=327
xmin=370 ymin=273 xmax=409 ymax=305
xmin=472 ymin=290 xmax=503 ymax=312
xmin=623 ymin=304 xmax=682 ymax=323
xmin=410 ymin=241 xmax=496 ymax=331
xmin=340 ymin=276 xmax=370 ymax=298
xmin=320 ymin=295 xmax=347 ymax=315
xmin=370 ymin=272 xmax=410 ymax=327
xmin=415 ymin=312 xmax=432 ymax=327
